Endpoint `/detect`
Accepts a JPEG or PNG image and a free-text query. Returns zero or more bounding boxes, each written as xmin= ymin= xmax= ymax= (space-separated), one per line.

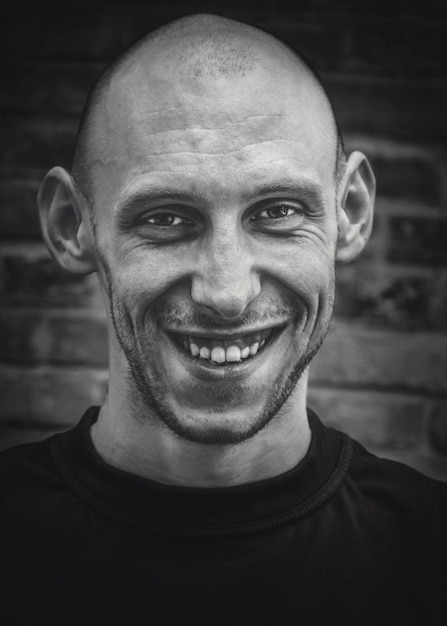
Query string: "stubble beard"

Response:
xmin=100 ymin=260 xmax=335 ymax=446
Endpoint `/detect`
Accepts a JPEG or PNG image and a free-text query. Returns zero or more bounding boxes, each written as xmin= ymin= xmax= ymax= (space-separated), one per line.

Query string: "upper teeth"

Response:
xmin=196 ymin=342 xmax=262 ymax=363
xmin=180 ymin=334 xmax=269 ymax=364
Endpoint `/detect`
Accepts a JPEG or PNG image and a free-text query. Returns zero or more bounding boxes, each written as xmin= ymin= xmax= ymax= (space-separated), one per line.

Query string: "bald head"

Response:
xmin=72 ymin=14 xmax=345 ymax=204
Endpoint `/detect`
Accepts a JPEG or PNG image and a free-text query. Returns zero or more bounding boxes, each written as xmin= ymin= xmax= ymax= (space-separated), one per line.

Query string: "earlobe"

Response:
xmin=336 ymin=151 xmax=375 ymax=264
xmin=37 ymin=166 xmax=97 ymax=275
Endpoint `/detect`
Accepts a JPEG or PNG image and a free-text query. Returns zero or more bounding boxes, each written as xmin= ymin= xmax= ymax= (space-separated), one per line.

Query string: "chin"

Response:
xmin=150 ymin=404 xmax=276 ymax=446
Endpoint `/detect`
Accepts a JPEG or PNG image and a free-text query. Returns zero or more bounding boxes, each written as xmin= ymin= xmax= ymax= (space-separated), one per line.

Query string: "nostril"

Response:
xmin=191 ymin=271 xmax=261 ymax=319
xmin=198 ymin=291 xmax=253 ymax=320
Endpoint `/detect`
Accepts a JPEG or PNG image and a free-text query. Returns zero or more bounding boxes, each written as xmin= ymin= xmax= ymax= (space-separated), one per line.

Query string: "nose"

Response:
xmin=191 ymin=230 xmax=261 ymax=320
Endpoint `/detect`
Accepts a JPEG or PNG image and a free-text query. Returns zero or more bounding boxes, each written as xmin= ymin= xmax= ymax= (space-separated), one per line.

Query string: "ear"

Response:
xmin=336 ymin=151 xmax=376 ymax=263
xmin=37 ymin=166 xmax=97 ymax=275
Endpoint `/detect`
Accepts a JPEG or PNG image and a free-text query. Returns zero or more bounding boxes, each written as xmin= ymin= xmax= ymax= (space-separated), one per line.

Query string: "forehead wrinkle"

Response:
xmin=121 ymin=120 xmax=284 ymax=144
xmin=101 ymin=101 xmax=280 ymax=124
xmin=116 ymin=96 xmax=285 ymax=130
xmin=120 ymin=114 xmax=284 ymax=137
xmin=243 ymin=155 xmax=327 ymax=172
xmin=95 ymin=102 xmax=291 ymax=172
xmin=126 ymin=139 xmax=299 ymax=156
xmin=94 ymin=133 xmax=309 ymax=171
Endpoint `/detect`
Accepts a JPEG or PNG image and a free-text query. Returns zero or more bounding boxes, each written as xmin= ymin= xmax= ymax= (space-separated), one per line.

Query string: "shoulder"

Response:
xmin=0 ymin=435 xmax=55 ymax=475
xmin=344 ymin=437 xmax=447 ymax=557
xmin=348 ymin=437 xmax=447 ymax=504
xmin=0 ymin=409 xmax=95 ymax=491
xmin=0 ymin=435 xmax=64 ymax=511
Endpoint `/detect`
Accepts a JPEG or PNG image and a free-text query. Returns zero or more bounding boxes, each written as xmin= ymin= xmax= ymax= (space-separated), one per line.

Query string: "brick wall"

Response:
xmin=1 ymin=0 xmax=447 ymax=480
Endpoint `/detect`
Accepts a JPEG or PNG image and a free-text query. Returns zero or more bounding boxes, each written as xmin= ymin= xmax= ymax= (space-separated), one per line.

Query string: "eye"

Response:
xmin=134 ymin=208 xmax=199 ymax=243
xmin=145 ymin=212 xmax=193 ymax=227
xmin=249 ymin=201 xmax=305 ymax=233
xmin=254 ymin=204 xmax=301 ymax=220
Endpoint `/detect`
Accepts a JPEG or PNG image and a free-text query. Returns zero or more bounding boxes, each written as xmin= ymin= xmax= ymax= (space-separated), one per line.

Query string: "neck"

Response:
xmin=91 ymin=371 xmax=311 ymax=488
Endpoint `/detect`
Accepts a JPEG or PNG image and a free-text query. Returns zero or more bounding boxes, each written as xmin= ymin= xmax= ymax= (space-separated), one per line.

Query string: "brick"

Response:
xmin=0 ymin=424 xmax=70 ymax=452
xmin=388 ymin=216 xmax=447 ymax=265
xmin=428 ymin=402 xmax=447 ymax=456
xmin=374 ymin=197 xmax=445 ymax=220
xmin=324 ymin=74 xmax=447 ymax=141
xmin=0 ymin=61 xmax=98 ymax=117
xmin=1 ymin=3 xmax=219 ymax=62
xmin=0 ymin=245 xmax=102 ymax=308
xmin=307 ymin=387 xmax=426 ymax=449
xmin=2 ymin=2 xmax=446 ymax=69
xmin=301 ymin=0 xmax=446 ymax=18
xmin=1 ymin=6 xmax=127 ymax=62
xmin=0 ymin=309 xmax=46 ymax=364
xmin=310 ymin=320 xmax=447 ymax=393
xmin=334 ymin=264 xmax=432 ymax=330
xmin=0 ymin=178 xmax=41 ymax=239
xmin=0 ymin=365 xmax=107 ymax=429
xmin=428 ymin=271 xmax=447 ymax=332
xmin=343 ymin=136 xmax=443 ymax=205
xmin=361 ymin=447 xmax=447 ymax=483
xmin=355 ymin=197 xmax=445 ymax=264
xmin=242 ymin=19 xmax=345 ymax=71
xmin=0 ymin=309 xmax=108 ymax=365
xmin=0 ymin=117 xmax=77 ymax=177
xmin=310 ymin=386 xmax=447 ymax=480
xmin=344 ymin=18 xmax=447 ymax=78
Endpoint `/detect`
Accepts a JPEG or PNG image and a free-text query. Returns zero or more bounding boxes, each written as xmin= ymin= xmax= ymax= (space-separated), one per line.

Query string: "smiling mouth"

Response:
xmin=169 ymin=326 xmax=285 ymax=365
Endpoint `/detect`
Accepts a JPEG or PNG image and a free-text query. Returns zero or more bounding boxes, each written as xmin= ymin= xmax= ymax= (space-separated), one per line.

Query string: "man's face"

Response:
xmin=88 ymin=61 xmax=339 ymax=444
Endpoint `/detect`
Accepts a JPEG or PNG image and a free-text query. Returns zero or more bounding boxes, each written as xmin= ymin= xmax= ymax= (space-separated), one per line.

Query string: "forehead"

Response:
xmin=89 ymin=55 xmax=336 ymax=209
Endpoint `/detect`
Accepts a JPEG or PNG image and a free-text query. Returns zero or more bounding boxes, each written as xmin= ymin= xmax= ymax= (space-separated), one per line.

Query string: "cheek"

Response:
xmin=110 ymin=251 xmax=189 ymax=313
xmin=261 ymin=240 xmax=335 ymax=297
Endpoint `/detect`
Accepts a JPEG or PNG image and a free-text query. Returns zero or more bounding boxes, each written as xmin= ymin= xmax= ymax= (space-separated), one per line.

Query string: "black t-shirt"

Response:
xmin=1 ymin=407 xmax=446 ymax=625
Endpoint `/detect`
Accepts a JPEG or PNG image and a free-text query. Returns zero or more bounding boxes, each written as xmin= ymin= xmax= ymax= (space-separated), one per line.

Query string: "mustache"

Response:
xmin=152 ymin=295 xmax=303 ymax=331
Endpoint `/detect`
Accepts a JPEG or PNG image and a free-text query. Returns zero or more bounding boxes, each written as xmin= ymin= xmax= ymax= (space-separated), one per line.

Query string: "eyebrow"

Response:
xmin=116 ymin=188 xmax=207 ymax=217
xmin=245 ymin=180 xmax=327 ymax=206
xmin=115 ymin=177 xmax=327 ymax=218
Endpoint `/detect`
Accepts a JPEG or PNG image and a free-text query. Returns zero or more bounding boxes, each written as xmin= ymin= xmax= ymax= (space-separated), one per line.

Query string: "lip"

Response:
xmin=165 ymin=321 xmax=289 ymax=341
xmin=162 ymin=322 xmax=290 ymax=382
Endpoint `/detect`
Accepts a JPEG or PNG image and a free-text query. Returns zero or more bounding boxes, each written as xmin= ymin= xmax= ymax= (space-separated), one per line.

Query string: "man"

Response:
xmin=1 ymin=13 xmax=446 ymax=626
